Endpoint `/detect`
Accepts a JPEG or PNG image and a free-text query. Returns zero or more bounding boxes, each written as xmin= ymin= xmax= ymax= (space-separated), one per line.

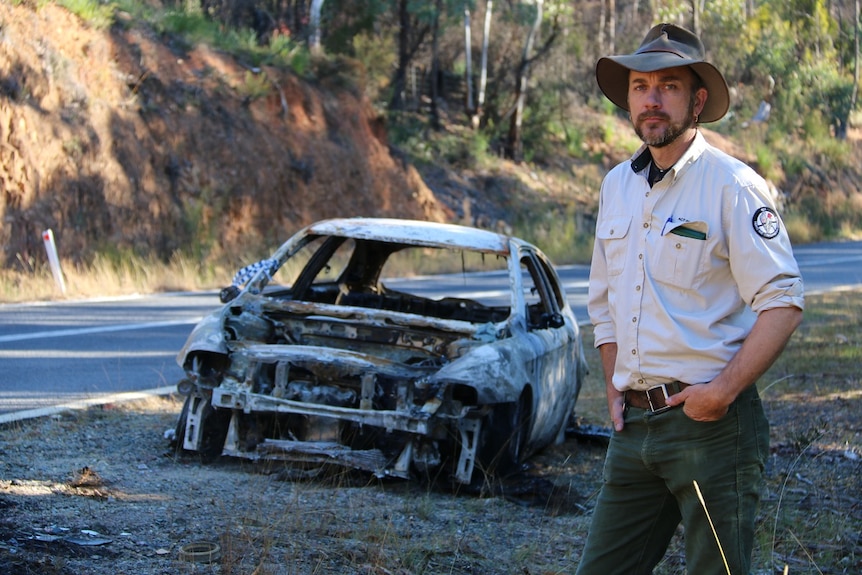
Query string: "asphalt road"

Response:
xmin=1 ymin=240 xmax=860 ymax=420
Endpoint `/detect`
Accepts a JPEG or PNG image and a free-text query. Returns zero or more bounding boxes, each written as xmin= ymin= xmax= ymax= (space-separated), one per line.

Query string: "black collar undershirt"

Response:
xmin=631 ymin=148 xmax=671 ymax=188
xmin=647 ymin=161 xmax=671 ymax=187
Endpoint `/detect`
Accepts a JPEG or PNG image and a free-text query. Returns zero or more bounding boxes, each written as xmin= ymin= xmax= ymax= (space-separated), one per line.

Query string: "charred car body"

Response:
xmin=172 ymin=218 xmax=587 ymax=484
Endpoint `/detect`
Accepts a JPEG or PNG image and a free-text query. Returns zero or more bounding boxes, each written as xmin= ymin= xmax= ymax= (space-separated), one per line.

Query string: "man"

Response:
xmin=578 ymin=23 xmax=804 ymax=575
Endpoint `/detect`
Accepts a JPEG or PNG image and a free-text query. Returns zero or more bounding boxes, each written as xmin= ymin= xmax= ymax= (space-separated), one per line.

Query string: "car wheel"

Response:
xmin=170 ymin=394 xmax=191 ymax=453
xmin=173 ymin=393 xmax=231 ymax=462
xmin=477 ymin=396 xmax=529 ymax=479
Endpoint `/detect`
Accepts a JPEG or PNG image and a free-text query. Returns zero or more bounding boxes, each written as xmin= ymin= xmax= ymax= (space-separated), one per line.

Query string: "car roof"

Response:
xmin=304 ymin=218 xmax=514 ymax=255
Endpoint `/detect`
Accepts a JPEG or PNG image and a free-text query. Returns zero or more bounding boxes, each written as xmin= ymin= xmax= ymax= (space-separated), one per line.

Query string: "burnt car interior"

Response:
xmin=250 ymin=234 xmax=564 ymax=331
xmin=265 ymin=235 xmax=512 ymax=324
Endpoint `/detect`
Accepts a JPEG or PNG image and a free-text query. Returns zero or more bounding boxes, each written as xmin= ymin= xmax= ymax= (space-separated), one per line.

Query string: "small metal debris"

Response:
xmin=178 ymin=541 xmax=221 ymax=563
xmin=567 ymin=423 xmax=612 ymax=445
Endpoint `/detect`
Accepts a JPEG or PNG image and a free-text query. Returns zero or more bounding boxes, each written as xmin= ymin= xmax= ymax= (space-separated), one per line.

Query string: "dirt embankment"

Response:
xmin=0 ymin=3 xmax=449 ymax=269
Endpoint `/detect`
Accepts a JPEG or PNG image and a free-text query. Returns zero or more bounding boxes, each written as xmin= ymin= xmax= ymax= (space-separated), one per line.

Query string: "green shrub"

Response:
xmin=782 ymin=211 xmax=820 ymax=245
xmin=57 ymin=0 xmax=114 ymax=29
xmin=156 ymin=8 xmax=218 ymax=42
xmin=238 ymin=70 xmax=271 ymax=101
xmin=512 ymin=205 xmax=594 ymax=265
xmin=352 ymin=31 xmax=396 ymax=101
xmin=753 ymin=143 xmax=783 ymax=184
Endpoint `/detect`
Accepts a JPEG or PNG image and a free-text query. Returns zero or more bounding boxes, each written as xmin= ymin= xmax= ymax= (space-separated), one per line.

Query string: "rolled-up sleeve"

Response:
xmin=728 ymin=184 xmax=805 ymax=314
xmin=588 ymin=239 xmax=616 ymax=347
xmin=588 ymin=186 xmax=617 ymax=348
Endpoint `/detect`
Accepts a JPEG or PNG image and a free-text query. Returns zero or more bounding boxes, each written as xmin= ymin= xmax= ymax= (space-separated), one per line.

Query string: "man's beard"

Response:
xmin=633 ymin=99 xmax=697 ymax=148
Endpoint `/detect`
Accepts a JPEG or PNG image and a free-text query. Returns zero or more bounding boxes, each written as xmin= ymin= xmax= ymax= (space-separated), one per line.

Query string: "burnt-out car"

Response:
xmin=171 ymin=218 xmax=587 ymax=484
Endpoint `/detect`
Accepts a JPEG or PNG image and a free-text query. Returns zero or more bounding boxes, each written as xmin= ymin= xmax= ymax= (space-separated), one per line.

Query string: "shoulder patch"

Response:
xmin=752 ymin=207 xmax=780 ymax=239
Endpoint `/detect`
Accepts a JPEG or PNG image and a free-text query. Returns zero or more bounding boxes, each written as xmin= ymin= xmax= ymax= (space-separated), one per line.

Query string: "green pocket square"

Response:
xmin=669 ymin=226 xmax=707 ymax=240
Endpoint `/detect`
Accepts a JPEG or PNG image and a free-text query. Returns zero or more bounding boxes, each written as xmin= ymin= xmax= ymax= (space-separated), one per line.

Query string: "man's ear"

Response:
xmin=694 ymin=87 xmax=708 ymax=118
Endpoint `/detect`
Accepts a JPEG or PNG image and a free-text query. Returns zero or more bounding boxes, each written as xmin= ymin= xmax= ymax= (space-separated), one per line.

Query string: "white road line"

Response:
xmin=0 ymin=318 xmax=202 ymax=344
xmin=0 ymin=385 xmax=178 ymax=425
xmin=797 ymin=255 xmax=862 ymax=266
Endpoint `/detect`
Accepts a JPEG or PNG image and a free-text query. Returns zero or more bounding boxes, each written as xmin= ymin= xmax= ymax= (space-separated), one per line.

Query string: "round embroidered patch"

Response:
xmin=752 ymin=207 xmax=780 ymax=239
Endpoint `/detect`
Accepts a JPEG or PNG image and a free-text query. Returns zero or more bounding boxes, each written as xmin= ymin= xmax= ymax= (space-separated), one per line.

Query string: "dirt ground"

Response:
xmin=1 ymin=375 xmax=860 ymax=575
xmin=0 ymin=393 xmax=608 ymax=575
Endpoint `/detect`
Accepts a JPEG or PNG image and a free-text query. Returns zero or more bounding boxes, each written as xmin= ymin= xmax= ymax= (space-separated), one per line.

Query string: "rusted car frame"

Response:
xmin=172 ymin=218 xmax=586 ymax=484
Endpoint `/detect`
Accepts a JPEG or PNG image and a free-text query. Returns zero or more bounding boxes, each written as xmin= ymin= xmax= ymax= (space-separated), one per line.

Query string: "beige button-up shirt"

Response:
xmin=588 ymin=131 xmax=804 ymax=392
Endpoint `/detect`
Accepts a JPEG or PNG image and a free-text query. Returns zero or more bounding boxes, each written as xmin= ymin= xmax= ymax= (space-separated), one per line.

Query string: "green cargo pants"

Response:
xmin=575 ymin=386 xmax=770 ymax=575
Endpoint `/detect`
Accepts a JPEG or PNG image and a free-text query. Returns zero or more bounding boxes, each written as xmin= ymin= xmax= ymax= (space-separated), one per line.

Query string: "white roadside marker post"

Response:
xmin=42 ymin=228 xmax=66 ymax=295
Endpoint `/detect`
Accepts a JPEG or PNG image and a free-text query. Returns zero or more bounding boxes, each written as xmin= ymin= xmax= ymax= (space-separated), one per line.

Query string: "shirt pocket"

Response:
xmin=596 ymin=216 xmax=632 ymax=276
xmin=652 ymin=221 xmax=709 ymax=289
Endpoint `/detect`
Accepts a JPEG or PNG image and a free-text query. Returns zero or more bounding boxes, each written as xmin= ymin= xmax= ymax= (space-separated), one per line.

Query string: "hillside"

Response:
xmin=0 ymin=2 xmax=451 ymax=270
xmin=2 ymin=2 xmax=861 ymax=280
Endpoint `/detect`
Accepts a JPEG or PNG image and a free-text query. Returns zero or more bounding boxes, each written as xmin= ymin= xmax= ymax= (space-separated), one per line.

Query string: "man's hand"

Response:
xmin=665 ymin=383 xmax=731 ymax=421
xmin=608 ymin=388 xmax=626 ymax=431
xmin=598 ymin=343 xmax=624 ymax=431
xmin=665 ymin=306 xmax=803 ymax=422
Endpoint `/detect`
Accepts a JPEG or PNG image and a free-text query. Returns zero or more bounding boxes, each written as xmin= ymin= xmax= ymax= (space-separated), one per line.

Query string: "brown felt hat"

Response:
xmin=596 ymin=23 xmax=729 ymax=123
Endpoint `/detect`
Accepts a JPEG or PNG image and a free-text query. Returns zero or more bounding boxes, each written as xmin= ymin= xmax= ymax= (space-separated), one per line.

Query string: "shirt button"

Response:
xmin=610 ymin=229 xmax=615 ymax=235
xmin=631 ymin=349 xmax=637 ymax=355
xmin=638 ymin=253 xmax=643 ymax=260
xmin=632 ymin=316 xmax=637 ymax=323
xmin=676 ymin=242 xmax=682 ymax=249
xmin=638 ymin=378 xmax=645 ymax=385
xmin=643 ymin=223 xmax=649 ymax=229
xmin=635 ymin=285 xmax=641 ymax=291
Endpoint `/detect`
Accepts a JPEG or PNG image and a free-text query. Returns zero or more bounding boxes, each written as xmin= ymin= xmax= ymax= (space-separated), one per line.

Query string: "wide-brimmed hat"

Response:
xmin=596 ymin=23 xmax=729 ymax=123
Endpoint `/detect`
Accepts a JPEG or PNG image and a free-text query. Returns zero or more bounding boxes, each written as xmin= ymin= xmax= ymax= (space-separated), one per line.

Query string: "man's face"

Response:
xmin=627 ymin=66 xmax=707 ymax=148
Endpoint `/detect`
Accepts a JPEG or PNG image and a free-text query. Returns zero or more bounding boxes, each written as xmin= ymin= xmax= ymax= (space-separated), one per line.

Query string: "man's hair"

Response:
xmin=691 ymin=71 xmax=706 ymax=92
xmin=690 ymin=70 xmax=706 ymax=123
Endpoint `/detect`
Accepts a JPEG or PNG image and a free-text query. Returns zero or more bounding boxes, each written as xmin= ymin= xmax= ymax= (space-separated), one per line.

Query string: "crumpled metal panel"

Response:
xmin=177 ymin=309 xmax=229 ymax=361
xmin=210 ymin=342 xmax=450 ymax=435
xmin=229 ymin=343 xmax=437 ymax=380
xmin=212 ymin=386 xmax=438 ymax=435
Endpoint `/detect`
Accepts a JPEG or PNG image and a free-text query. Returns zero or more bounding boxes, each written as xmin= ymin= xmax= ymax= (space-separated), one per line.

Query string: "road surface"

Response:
xmin=1 ymin=240 xmax=860 ymax=420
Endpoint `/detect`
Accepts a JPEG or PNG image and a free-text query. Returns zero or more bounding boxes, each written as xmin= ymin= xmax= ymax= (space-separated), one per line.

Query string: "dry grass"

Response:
xmin=0 ymin=254 xmax=233 ymax=303
xmin=750 ymin=290 xmax=862 ymax=575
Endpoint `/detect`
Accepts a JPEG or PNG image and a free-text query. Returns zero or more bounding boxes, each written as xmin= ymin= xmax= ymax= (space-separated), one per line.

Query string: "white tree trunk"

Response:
xmin=478 ymin=0 xmax=493 ymax=112
xmin=509 ymin=0 xmax=543 ymax=160
xmin=310 ymin=0 xmax=325 ymax=53
xmin=464 ymin=4 xmax=475 ymax=113
xmin=608 ymin=0 xmax=615 ymax=55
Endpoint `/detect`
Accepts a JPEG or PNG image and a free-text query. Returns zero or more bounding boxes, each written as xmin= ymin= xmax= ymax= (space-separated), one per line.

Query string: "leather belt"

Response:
xmin=624 ymin=382 xmax=690 ymax=413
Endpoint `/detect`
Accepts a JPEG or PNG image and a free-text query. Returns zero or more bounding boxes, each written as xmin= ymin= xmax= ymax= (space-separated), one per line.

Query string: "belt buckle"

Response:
xmin=646 ymin=384 xmax=672 ymax=413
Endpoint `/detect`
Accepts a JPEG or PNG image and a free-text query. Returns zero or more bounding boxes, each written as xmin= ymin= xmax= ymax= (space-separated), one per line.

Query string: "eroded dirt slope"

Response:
xmin=0 ymin=3 xmax=448 ymax=268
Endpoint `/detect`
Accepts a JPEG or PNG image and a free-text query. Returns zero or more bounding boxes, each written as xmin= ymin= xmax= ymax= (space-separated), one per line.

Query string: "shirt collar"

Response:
xmin=629 ymin=130 xmax=708 ymax=180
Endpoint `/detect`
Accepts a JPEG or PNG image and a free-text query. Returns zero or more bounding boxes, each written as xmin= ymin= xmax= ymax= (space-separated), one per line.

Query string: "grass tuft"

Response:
xmin=0 ymin=251 xmax=231 ymax=303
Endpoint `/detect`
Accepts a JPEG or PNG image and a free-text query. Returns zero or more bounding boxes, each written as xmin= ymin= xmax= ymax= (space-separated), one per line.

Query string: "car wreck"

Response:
xmin=171 ymin=218 xmax=587 ymax=484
